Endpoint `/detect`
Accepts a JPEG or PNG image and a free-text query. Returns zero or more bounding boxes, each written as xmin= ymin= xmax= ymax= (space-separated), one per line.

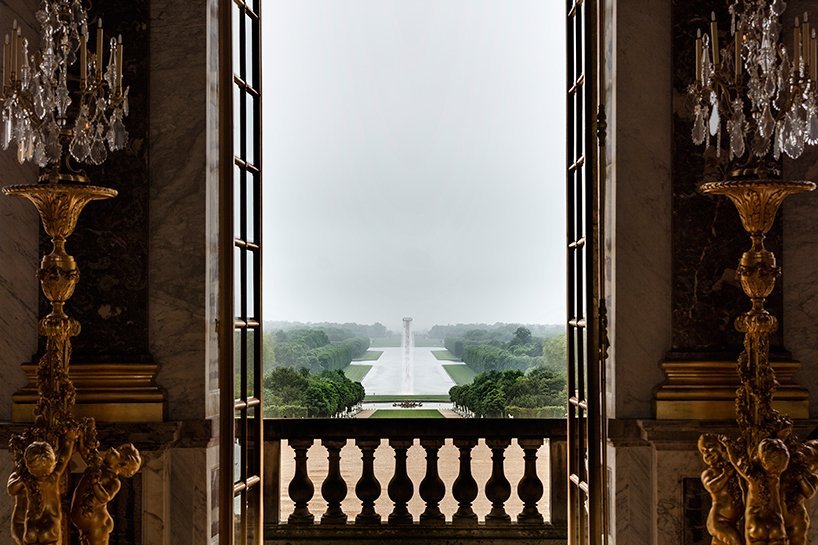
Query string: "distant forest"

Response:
xmin=260 ymin=320 xmax=567 ymax=418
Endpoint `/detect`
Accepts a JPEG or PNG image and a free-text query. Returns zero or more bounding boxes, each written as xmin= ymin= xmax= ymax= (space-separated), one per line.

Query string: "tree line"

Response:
xmin=430 ymin=322 xmax=564 ymax=340
xmin=449 ymin=367 xmax=566 ymax=418
xmin=269 ymin=328 xmax=370 ymax=373
xmin=445 ymin=326 xmax=566 ymax=373
xmin=264 ymin=367 xmax=365 ymax=418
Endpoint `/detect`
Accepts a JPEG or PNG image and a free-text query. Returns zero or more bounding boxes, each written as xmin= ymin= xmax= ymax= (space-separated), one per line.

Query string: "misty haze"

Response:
xmin=260 ymin=0 xmax=566 ymax=418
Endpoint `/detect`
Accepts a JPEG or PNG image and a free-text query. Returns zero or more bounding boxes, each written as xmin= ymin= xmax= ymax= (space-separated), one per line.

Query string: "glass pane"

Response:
xmin=244 ymin=91 xmax=256 ymax=166
xmin=234 ymin=328 xmax=243 ymax=400
xmin=245 ymin=328 xmax=256 ymax=400
xmin=244 ymin=12 xmax=256 ymax=89
xmin=246 ymin=486 xmax=259 ymax=544
xmin=233 ymin=82 xmax=242 ymax=159
xmin=234 ymin=247 xmax=243 ymax=318
xmin=247 ymin=405 xmax=259 ymax=477
xmin=232 ymin=1 xmax=241 ymax=77
xmin=233 ymin=489 xmax=244 ymax=541
xmin=234 ymin=164 xmax=242 ymax=239
xmin=246 ymin=250 xmax=256 ymax=319
xmin=233 ymin=427 xmax=243 ymax=484
xmin=245 ymin=170 xmax=256 ymax=244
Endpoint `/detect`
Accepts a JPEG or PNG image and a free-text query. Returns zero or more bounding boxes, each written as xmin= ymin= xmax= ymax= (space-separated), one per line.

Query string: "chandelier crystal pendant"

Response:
xmin=689 ymin=0 xmax=818 ymax=176
xmin=0 ymin=0 xmax=128 ymax=183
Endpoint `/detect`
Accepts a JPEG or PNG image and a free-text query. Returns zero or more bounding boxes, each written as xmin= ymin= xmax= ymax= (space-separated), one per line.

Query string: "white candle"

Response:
xmin=711 ymin=12 xmax=720 ymax=66
xmin=96 ymin=18 xmax=103 ymax=80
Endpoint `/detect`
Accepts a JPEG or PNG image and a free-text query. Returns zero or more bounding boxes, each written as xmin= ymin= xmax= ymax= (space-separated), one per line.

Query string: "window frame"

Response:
xmin=219 ymin=1 xmax=264 ymax=544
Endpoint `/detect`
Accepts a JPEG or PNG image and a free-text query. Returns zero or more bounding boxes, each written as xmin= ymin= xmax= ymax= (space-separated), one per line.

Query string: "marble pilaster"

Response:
xmin=150 ymin=0 xmax=220 ymax=423
xmin=609 ymin=0 xmax=672 ymax=419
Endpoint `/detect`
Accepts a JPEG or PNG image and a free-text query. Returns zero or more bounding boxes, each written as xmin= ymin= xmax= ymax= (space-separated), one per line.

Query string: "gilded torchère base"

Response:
xmin=655 ymin=360 xmax=809 ymax=420
xmin=11 ymin=362 xmax=165 ymax=423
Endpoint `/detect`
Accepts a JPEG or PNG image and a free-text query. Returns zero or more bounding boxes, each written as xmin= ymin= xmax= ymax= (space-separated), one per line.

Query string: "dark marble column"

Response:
xmin=670 ymin=0 xmax=785 ymax=358
xmin=38 ymin=0 xmax=151 ymax=364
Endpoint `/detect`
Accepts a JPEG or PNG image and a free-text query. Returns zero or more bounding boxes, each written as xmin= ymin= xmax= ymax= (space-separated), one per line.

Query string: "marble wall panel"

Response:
xmin=783 ymin=0 xmax=818 ymax=418
xmin=611 ymin=444 xmax=654 ymax=545
xmin=0 ymin=0 xmax=40 ymax=421
xmin=783 ymin=150 xmax=818 ymax=416
xmin=34 ymin=0 xmax=152 ymax=364
xmin=205 ymin=0 xmax=221 ymax=419
xmin=611 ymin=0 xmax=672 ymax=419
xmin=655 ymin=449 xmax=702 ymax=545
xmin=150 ymin=0 xmax=210 ymax=421
xmin=170 ymin=447 xmax=219 ymax=545
xmin=141 ymin=450 xmax=171 ymax=544
xmin=670 ymin=0 xmax=784 ymax=357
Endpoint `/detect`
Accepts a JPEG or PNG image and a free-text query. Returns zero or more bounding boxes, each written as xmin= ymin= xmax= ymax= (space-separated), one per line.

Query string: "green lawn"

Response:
xmin=370 ymin=336 xmax=401 ymax=347
xmin=364 ymin=394 xmax=451 ymax=402
xmin=443 ymin=364 xmax=477 ymax=385
xmin=370 ymin=409 xmax=444 ymax=419
xmin=431 ymin=350 xmax=460 ymax=361
xmin=343 ymin=365 xmax=373 ymax=382
xmin=352 ymin=350 xmax=383 ymax=362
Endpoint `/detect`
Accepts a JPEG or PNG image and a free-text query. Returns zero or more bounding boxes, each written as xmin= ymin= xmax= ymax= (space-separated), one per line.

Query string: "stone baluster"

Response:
xmin=485 ymin=438 xmax=512 ymax=524
xmin=355 ymin=438 xmax=381 ymax=524
xmin=287 ymin=438 xmax=315 ymax=524
xmin=320 ymin=438 xmax=348 ymax=524
xmin=451 ymin=438 xmax=478 ymax=525
xmin=387 ymin=438 xmax=414 ymax=524
xmin=549 ymin=438 xmax=568 ymax=526
xmin=418 ymin=438 xmax=446 ymax=524
xmin=516 ymin=437 xmax=545 ymax=523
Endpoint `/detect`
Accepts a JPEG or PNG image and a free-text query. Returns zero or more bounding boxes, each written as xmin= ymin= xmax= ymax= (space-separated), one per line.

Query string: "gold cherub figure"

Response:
xmin=782 ymin=440 xmax=818 ymax=545
xmin=19 ymin=428 xmax=78 ymax=545
xmin=698 ymin=433 xmax=742 ymax=545
xmin=70 ymin=443 xmax=142 ymax=545
xmin=7 ymin=469 xmax=28 ymax=545
xmin=722 ymin=436 xmax=790 ymax=545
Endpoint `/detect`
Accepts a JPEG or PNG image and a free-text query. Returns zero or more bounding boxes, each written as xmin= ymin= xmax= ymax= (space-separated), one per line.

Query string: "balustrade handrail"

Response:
xmin=262 ymin=417 xmax=567 ymax=441
xmin=262 ymin=416 xmax=569 ymax=542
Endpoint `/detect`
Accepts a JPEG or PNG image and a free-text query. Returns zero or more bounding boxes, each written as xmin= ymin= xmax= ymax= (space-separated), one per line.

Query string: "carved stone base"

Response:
xmin=12 ymin=362 xmax=165 ymax=422
xmin=654 ymin=360 xmax=809 ymax=420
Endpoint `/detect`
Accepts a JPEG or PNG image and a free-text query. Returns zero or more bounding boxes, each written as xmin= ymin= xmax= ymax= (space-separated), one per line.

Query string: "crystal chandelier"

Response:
xmin=0 ymin=0 xmax=128 ymax=182
xmin=690 ymin=0 xmax=817 ymax=174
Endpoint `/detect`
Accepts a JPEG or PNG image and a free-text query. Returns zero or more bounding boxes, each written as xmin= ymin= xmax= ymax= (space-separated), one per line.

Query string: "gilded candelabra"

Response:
xmin=690 ymin=2 xmax=818 ymax=544
xmin=697 ymin=180 xmax=816 ymax=545
xmin=1 ymin=1 xmax=139 ymax=544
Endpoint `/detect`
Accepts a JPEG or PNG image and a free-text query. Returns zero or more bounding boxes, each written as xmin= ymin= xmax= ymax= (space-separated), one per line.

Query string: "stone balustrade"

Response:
xmin=262 ymin=418 xmax=567 ymax=545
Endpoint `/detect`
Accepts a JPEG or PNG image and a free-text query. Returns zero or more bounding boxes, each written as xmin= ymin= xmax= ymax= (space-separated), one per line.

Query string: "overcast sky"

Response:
xmin=262 ymin=0 xmax=565 ymax=332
